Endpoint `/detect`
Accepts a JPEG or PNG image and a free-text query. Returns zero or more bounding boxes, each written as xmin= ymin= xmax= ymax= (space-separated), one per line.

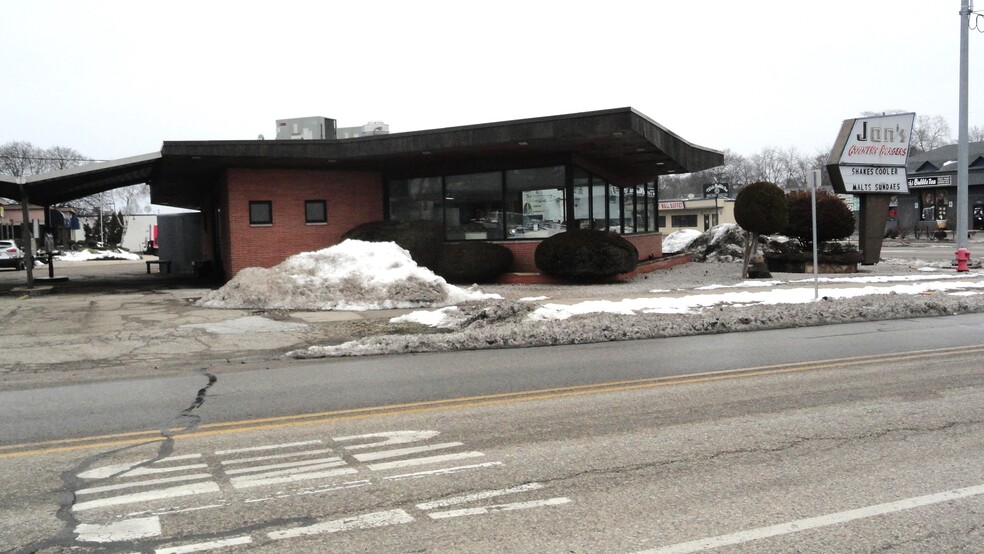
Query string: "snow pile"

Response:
xmin=287 ymin=290 xmax=984 ymax=359
xmin=662 ymin=229 xmax=703 ymax=254
xmin=196 ymin=240 xmax=500 ymax=311
xmin=56 ymin=249 xmax=141 ymax=261
xmin=686 ymin=224 xmax=746 ymax=262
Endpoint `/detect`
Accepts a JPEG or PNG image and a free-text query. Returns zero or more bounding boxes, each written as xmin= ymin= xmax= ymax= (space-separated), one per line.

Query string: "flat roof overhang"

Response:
xmin=0 ymin=152 xmax=161 ymax=206
xmin=157 ymin=107 xmax=722 ymax=196
xmin=6 ymin=108 xmax=723 ymax=209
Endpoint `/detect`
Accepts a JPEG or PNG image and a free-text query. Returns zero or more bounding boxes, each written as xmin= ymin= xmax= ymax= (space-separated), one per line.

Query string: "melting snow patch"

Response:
xmin=196 ymin=240 xmax=500 ymax=311
xmin=56 ymin=249 xmax=141 ymax=261
xmin=662 ymin=229 xmax=703 ymax=254
xmin=518 ymin=296 xmax=550 ymax=302
xmin=391 ymin=307 xmax=461 ymax=328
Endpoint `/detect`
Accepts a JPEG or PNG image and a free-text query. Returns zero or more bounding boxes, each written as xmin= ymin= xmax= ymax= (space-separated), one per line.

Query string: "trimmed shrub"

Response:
xmin=534 ymin=229 xmax=638 ymax=281
xmin=343 ymin=220 xmax=444 ymax=270
xmin=734 ymin=182 xmax=788 ymax=235
xmin=436 ymin=242 xmax=514 ymax=284
xmin=784 ymin=189 xmax=856 ymax=244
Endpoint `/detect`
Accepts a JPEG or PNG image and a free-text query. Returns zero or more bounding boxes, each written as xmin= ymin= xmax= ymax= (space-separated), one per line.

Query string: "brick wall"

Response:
xmin=626 ymin=232 xmax=664 ymax=262
xmin=222 ymin=168 xmax=382 ymax=277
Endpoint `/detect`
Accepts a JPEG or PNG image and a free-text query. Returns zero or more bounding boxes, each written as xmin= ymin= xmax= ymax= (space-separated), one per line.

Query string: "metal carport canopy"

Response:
xmin=0 ymin=152 xmax=161 ymax=206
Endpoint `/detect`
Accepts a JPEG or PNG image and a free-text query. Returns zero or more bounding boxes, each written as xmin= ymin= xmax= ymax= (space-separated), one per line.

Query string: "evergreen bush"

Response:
xmin=534 ymin=229 xmax=638 ymax=281
xmin=436 ymin=242 xmax=513 ymax=284
xmin=734 ymin=182 xmax=788 ymax=235
xmin=784 ymin=189 xmax=856 ymax=245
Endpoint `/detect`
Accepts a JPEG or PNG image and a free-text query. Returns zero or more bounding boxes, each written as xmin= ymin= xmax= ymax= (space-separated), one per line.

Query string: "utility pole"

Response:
xmin=17 ymin=177 xmax=34 ymax=288
xmin=956 ymin=0 xmax=972 ymax=253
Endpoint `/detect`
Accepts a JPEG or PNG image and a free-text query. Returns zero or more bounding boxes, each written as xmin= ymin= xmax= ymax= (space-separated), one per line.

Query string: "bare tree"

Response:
xmin=969 ymin=125 xmax=984 ymax=143
xmin=910 ymin=114 xmax=953 ymax=154
xmin=0 ymin=141 xmax=48 ymax=178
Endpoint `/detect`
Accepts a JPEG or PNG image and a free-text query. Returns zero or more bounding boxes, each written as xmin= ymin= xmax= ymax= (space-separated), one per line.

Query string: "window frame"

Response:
xmin=249 ymin=200 xmax=273 ymax=226
xmin=304 ymin=199 xmax=328 ymax=225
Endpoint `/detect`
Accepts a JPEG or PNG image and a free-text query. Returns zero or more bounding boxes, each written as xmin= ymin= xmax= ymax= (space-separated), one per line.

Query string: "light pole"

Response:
xmin=956 ymin=0 xmax=972 ymax=263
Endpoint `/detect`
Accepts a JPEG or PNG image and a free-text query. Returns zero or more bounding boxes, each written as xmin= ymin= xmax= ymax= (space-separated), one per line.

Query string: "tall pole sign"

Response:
xmin=826 ymin=112 xmax=915 ymax=265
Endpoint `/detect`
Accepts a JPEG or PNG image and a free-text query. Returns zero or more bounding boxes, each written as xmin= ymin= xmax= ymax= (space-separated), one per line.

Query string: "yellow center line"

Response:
xmin=3 ymin=345 xmax=982 ymax=460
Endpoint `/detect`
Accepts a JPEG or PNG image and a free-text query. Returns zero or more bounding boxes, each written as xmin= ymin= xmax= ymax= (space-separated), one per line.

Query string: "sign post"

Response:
xmin=826 ymin=112 xmax=915 ymax=264
xmin=809 ymin=170 xmax=821 ymax=299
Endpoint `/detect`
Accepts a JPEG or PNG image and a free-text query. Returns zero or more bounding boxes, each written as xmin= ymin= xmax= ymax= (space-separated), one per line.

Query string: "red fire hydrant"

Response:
xmin=955 ymin=248 xmax=972 ymax=272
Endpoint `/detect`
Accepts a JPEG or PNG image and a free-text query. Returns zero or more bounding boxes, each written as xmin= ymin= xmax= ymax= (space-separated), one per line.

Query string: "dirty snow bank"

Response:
xmin=286 ymin=291 xmax=984 ymax=358
xmin=197 ymin=240 xmax=500 ymax=310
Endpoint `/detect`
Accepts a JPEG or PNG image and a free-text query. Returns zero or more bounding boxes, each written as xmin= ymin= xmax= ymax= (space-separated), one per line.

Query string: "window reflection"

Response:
xmin=505 ymin=166 xmax=567 ymax=238
xmin=445 ymin=172 xmax=504 ymax=240
xmin=387 ymin=166 xmax=660 ymax=240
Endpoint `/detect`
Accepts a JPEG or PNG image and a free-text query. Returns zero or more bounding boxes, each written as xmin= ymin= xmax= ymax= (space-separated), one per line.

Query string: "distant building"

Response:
xmin=274 ymin=117 xmax=389 ymax=140
xmin=894 ymin=142 xmax=984 ymax=234
xmin=657 ymin=196 xmax=736 ymax=234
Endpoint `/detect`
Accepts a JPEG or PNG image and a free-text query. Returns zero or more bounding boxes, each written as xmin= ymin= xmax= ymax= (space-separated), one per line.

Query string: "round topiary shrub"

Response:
xmin=784 ymin=189 xmax=856 ymax=244
xmin=534 ymin=229 xmax=638 ymax=282
xmin=436 ymin=242 xmax=514 ymax=284
xmin=734 ymin=181 xmax=788 ymax=235
xmin=343 ymin=220 xmax=444 ymax=270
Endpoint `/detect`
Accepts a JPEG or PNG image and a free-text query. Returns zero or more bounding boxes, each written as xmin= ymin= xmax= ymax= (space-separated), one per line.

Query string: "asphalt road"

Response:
xmin=2 ymin=315 xmax=984 ymax=552
xmin=2 ymin=313 xmax=983 ymax=446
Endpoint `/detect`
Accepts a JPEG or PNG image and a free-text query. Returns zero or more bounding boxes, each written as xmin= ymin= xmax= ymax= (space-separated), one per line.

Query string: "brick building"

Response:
xmin=1 ymin=108 xmax=723 ymax=280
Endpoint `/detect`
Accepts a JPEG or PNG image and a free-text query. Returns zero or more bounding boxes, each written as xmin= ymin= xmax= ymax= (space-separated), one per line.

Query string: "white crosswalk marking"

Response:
xmin=267 ymin=509 xmax=415 ymax=540
xmin=353 ymin=442 xmax=464 ymax=462
xmin=73 ymin=482 xmax=221 ymax=511
xmin=367 ymin=451 xmax=485 ymax=471
xmin=416 ymin=483 xmax=545 ymax=510
xmin=427 ymin=498 xmax=572 ymax=519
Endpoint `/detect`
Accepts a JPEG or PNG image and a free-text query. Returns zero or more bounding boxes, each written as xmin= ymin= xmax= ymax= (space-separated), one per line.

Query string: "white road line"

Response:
xmin=155 ymin=536 xmax=253 ymax=554
xmin=73 ymin=482 xmax=221 ymax=512
xmin=223 ymin=457 xmax=343 ymax=475
xmin=638 ymin=483 xmax=984 ymax=554
xmin=77 ymin=474 xmax=212 ymax=496
xmin=383 ymin=461 xmax=503 ymax=481
xmin=231 ymin=467 xmax=359 ymax=490
xmin=75 ymin=516 xmax=162 ymax=542
xmin=267 ymin=509 xmax=415 ymax=540
xmin=126 ymin=502 xmax=229 ymax=518
xmin=427 ymin=497 xmax=571 ymax=519
xmin=367 ymin=451 xmax=485 ymax=471
xmin=227 ymin=461 xmax=348 ymax=481
xmin=155 ymin=454 xmax=204 ymax=462
xmin=220 ymin=448 xmax=335 ymax=465
xmin=336 ymin=430 xmax=441 ymax=450
xmin=244 ymin=480 xmax=372 ymax=503
xmin=79 ymin=462 xmax=208 ymax=480
xmin=415 ymin=483 xmax=545 ymax=510
xmin=353 ymin=442 xmax=463 ymax=462
xmin=215 ymin=440 xmax=322 ymax=456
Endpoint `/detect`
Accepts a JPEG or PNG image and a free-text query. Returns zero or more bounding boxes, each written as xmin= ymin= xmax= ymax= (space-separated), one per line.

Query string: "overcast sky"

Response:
xmin=2 ymin=1 xmax=982 ymax=163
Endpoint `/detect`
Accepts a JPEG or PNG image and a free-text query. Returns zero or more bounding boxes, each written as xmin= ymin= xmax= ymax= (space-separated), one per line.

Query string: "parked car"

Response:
xmin=0 ymin=240 xmax=26 ymax=270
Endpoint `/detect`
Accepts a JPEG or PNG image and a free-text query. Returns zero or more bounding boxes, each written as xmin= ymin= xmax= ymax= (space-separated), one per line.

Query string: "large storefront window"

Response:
xmin=445 ymin=171 xmax=504 ymax=240
xmin=572 ymin=168 xmax=591 ymax=230
xmin=591 ymin=175 xmax=608 ymax=230
xmin=387 ymin=166 xmax=660 ymax=240
xmin=388 ymin=177 xmax=443 ymax=223
xmin=504 ymin=166 xmax=566 ymax=238
xmin=919 ymin=189 xmax=949 ymax=224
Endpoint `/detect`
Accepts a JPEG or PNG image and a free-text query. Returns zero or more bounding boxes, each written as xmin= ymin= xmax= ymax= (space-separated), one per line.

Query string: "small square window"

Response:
xmin=305 ymin=200 xmax=327 ymax=224
xmin=249 ymin=201 xmax=273 ymax=225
